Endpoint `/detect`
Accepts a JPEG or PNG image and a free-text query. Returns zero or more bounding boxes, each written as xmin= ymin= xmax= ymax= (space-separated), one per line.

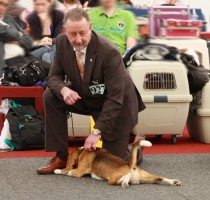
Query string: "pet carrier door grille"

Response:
xmin=144 ymin=72 xmax=177 ymax=90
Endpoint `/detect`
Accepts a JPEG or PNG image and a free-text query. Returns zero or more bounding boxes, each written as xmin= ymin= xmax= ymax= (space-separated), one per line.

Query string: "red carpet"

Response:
xmin=144 ymin=133 xmax=210 ymax=155
xmin=0 ymin=128 xmax=210 ymax=158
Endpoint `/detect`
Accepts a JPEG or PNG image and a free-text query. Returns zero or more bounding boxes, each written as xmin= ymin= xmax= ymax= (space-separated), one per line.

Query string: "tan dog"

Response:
xmin=54 ymin=140 xmax=182 ymax=188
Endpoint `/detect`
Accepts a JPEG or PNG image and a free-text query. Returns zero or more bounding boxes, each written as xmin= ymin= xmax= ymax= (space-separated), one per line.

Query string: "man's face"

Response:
xmin=33 ymin=0 xmax=52 ymax=14
xmin=0 ymin=0 xmax=9 ymax=17
xmin=64 ymin=18 xmax=92 ymax=51
xmin=100 ymin=0 xmax=116 ymax=8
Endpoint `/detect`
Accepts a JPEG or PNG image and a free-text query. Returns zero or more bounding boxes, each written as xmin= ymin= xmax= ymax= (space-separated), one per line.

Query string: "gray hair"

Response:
xmin=64 ymin=8 xmax=90 ymax=24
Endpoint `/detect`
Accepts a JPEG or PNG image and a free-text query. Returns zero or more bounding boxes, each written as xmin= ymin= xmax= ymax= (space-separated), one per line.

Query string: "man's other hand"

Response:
xmin=60 ymin=86 xmax=81 ymax=105
xmin=84 ymin=134 xmax=101 ymax=151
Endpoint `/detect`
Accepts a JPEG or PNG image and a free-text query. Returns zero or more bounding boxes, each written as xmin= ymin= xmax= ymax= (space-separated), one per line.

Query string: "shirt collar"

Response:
xmin=98 ymin=7 xmax=119 ymax=17
xmin=73 ymin=46 xmax=87 ymax=54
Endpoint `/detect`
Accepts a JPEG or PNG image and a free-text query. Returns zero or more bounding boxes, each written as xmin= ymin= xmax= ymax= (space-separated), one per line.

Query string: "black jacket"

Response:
xmin=0 ymin=15 xmax=32 ymax=52
xmin=0 ymin=15 xmax=33 ymax=74
xmin=26 ymin=9 xmax=64 ymax=42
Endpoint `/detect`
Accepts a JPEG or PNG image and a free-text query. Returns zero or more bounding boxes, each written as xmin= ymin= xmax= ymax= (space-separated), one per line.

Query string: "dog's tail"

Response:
xmin=129 ymin=140 xmax=152 ymax=169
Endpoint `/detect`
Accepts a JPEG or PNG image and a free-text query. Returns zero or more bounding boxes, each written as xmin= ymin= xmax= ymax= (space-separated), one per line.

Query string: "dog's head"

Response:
xmin=68 ymin=147 xmax=84 ymax=169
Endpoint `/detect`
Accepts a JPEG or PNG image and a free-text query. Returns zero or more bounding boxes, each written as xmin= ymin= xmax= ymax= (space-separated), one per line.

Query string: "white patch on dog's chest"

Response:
xmin=130 ymin=169 xmax=140 ymax=185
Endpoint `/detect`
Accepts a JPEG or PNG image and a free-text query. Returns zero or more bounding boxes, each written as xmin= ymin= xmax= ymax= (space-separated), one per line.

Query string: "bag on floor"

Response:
xmin=3 ymin=58 xmax=46 ymax=86
xmin=6 ymin=105 xmax=45 ymax=150
xmin=3 ymin=55 xmax=49 ymax=86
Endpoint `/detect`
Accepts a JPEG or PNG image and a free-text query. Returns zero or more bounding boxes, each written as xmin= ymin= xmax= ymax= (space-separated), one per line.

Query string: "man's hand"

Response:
xmin=60 ymin=86 xmax=81 ymax=105
xmin=84 ymin=133 xmax=101 ymax=151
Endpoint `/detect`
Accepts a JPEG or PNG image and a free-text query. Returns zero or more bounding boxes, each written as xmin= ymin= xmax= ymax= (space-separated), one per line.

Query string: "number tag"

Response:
xmin=89 ymin=84 xmax=105 ymax=95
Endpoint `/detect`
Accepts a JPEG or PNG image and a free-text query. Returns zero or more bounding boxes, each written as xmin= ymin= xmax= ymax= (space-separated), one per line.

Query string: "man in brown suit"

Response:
xmin=37 ymin=8 xmax=145 ymax=174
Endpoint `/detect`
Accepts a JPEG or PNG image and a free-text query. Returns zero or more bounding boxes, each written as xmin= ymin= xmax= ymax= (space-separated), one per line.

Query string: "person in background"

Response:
xmin=82 ymin=0 xmax=99 ymax=7
xmin=88 ymin=0 xmax=139 ymax=56
xmin=119 ymin=0 xmax=133 ymax=7
xmin=27 ymin=0 xmax=64 ymax=63
xmin=56 ymin=0 xmax=64 ymax=3
xmin=62 ymin=0 xmax=82 ymax=13
xmin=0 ymin=0 xmax=32 ymax=76
xmin=61 ymin=0 xmax=96 ymax=11
xmin=5 ymin=0 xmax=31 ymax=30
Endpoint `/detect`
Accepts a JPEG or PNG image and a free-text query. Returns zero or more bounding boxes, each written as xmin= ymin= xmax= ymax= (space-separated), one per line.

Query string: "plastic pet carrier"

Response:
xmin=187 ymin=81 xmax=210 ymax=143
xmin=128 ymin=60 xmax=192 ymax=143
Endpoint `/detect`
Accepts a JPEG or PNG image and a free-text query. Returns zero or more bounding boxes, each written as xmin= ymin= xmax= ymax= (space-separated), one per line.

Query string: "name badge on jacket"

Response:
xmin=89 ymin=84 xmax=105 ymax=95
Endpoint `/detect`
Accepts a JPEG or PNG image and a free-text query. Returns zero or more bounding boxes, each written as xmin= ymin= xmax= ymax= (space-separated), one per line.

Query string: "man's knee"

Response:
xmin=43 ymin=89 xmax=54 ymax=104
xmin=43 ymin=89 xmax=68 ymax=112
xmin=102 ymin=136 xmax=129 ymax=160
xmin=43 ymin=89 xmax=63 ymax=108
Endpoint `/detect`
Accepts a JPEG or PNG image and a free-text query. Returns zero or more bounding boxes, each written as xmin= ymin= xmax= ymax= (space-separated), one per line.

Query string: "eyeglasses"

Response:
xmin=0 ymin=1 xmax=9 ymax=7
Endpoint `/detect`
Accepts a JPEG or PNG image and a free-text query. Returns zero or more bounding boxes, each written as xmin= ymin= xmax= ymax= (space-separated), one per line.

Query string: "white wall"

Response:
xmin=17 ymin=0 xmax=63 ymax=10
xmin=17 ymin=0 xmax=33 ymax=10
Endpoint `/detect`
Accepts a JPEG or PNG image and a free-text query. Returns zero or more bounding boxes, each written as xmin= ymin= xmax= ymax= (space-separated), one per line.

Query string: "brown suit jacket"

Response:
xmin=47 ymin=31 xmax=145 ymax=138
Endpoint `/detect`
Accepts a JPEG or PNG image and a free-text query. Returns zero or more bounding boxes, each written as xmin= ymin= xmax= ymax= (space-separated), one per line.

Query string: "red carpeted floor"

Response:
xmin=0 ymin=128 xmax=210 ymax=158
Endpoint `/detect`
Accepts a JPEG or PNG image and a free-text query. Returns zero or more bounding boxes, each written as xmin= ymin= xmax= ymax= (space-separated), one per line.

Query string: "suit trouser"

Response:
xmin=43 ymin=89 xmax=131 ymax=161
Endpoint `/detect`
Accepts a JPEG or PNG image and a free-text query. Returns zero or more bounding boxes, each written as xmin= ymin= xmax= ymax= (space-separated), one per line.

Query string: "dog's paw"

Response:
xmin=67 ymin=170 xmax=72 ymax=176
xmin=54 ymin=169 xmax=62 ymax=174
xmin=122 ymin=182 xmax=129 ymax=189
xmin=173 ymin=179 xmax=182 ymax=186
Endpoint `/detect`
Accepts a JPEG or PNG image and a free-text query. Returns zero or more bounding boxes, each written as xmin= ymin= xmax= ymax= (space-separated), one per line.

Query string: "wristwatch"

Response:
xmin=92 ymin=128 xmax=101 ymax=136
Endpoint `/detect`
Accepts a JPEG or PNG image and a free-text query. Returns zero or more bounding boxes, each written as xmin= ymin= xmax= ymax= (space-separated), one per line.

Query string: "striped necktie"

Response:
xmin=75 ymin=50 xmax=84 ymax=80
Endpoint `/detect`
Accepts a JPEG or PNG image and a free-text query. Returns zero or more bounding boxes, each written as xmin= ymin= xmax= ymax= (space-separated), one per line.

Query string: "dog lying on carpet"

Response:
xmin=54 ymin=140 xmax=182 ymax=188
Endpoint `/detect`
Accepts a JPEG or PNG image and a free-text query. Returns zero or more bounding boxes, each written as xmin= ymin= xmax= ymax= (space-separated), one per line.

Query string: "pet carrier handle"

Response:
xmin=154 ymin=96 xmax=168 ymax=102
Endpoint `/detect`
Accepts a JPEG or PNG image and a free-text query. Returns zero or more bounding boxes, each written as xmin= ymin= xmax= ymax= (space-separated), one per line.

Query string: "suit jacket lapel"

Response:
xmin=83 ymin=33 xmax=97 ymax=94
xmin=65 ymin=39 xmax=83 ymax=93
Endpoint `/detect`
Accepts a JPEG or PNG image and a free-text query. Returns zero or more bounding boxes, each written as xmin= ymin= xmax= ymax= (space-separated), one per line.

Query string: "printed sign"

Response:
xmin=89 ymin=84 xmax=105 ymax=95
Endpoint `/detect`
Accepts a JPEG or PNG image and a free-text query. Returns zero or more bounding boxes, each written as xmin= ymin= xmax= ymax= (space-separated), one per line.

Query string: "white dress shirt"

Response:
xmin=74 ymin=46 xmax=87 ymax=64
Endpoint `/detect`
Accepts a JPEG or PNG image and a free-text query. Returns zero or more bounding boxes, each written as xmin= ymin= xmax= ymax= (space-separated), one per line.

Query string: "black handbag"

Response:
xmin=180 ymin=53 xmax=210 ymax=94
xmin=6 ymin=105 xmax=45 ymax=150
xmin=3 ymin=56 xmax=48 ymax=86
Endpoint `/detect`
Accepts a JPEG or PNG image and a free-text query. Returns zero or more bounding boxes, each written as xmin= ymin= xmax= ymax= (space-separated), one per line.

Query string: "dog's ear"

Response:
xmin=66 ymin=148 xmax=80 ymax=169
